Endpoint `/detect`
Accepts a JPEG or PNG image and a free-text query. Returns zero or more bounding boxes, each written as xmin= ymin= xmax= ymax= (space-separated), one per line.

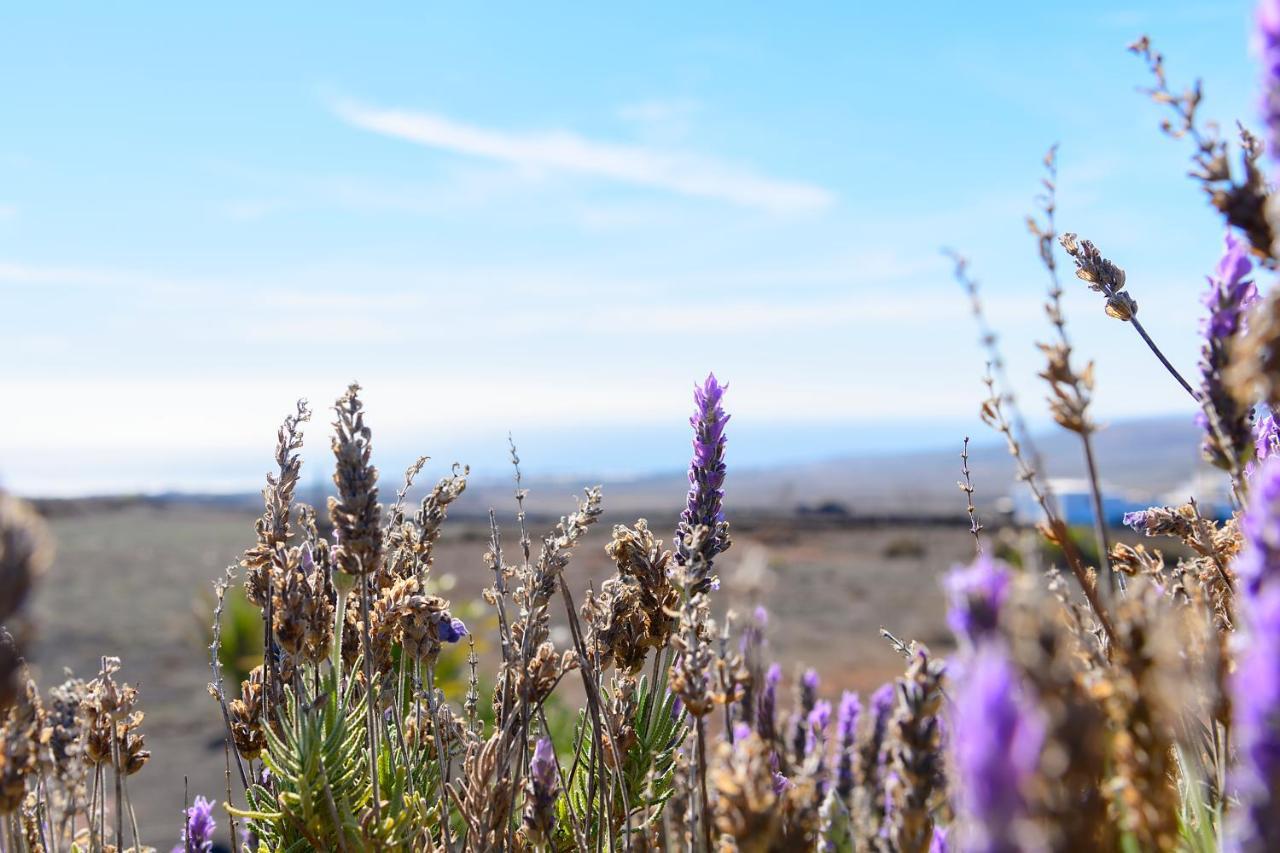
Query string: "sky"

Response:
xmin=0 ymin=1 xmax=1265 ymax=495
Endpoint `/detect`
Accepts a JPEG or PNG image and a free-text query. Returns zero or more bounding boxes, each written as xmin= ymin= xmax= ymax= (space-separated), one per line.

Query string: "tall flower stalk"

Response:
xmin=1198 ymin=231 xmax=1257 ymax=479
xmin=1230 ymin=455 xmax=1280 ymax=849
xmin=676 ymin=373 xmax=732 ymax=583
xmin=951 ymin=645 xmax=1043 ymax=853
xmin=1259 ymin=0 xmax=1280 ymax=164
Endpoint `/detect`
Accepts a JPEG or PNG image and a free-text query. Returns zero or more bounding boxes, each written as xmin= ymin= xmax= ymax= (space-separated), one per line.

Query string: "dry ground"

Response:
xmin=29 ymin=504 xmax=975 ymax=844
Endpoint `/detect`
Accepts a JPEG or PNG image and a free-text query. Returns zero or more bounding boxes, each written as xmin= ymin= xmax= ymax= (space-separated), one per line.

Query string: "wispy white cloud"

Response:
xmin=331 ymin=98 xmax=835 ymax=214
xmin=0 ymin=203 xmax=17 ymax=221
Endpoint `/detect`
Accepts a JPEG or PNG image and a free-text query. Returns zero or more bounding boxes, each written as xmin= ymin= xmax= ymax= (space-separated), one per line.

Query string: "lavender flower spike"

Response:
xmin=944 ymin=554 xmax=1011 ymax=645
xmin=523 ymin=737 xmax=560 ymax=845
xmin=806 ymin=699 xmax=834 ymax=796
xmin=1198 ymin=230 xmax=1257 ymax=471
xmin=1260 ymin=0 xmax=1280 ymax=163
xmin=1237 ymin=455 xmax=1280 ymax=598
xmin=952 ymin=644 xmax=1043 ymax=853
xmin=1229 ymin=580 xmax=1280 ymax=852
xmin=835 ymin=690 xmax=861 ymax=800
xmin=1248 ymin=411 xmax=1280 ymax=480
xmin=756 ymin=662 xmax=782 ymax=743
xmin=172 ymin=795 xmax=216 ymax=853
xmin=677 ymin=372 xmax=730 ymax=574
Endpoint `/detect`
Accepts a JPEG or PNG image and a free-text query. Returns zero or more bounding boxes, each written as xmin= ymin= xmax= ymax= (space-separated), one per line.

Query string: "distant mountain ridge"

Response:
xmin=459 ymin=414 xmax=1206 ymax=519
xmin=31 ymin=415 xmax=1208 ymax=522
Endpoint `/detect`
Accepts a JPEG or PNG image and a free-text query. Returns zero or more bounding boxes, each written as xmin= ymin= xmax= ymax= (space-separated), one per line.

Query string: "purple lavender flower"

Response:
xmin=1237 ymin=455 xmax=1280 ymax=598
xmin=172 ymin=795 xmax=216 ymax=853
xmin=737 ymin=605 xmax=769 ymax=727
xmin=801 ymin=667 xmax=820 ymax=698
xmin=866 ymin=682 xmax=895 ymax=776
xmin=929 ymin=826 xmax=950 ymax=853
xmin=676 ymin=372 xmax=730 ymax=575
xmin=805 ymin=699 xmax=833 ymax=796
xmin=1203 ymin=232 xmax=1256 ymax=340
xmin=835 ymin=690 xmax=861 ymax=799
xmin=805 ymin=700 xmax=832 ymax=755
xmin=836 ymin=690 xmax=860 ymax=745
xmin=523 ymin=736 xmax=560 ymax=844
xmin=1229 ymin=581 xmax=1280 ymax=852
xmin=739 ymin=605 xmax=768 ymax=656
xmin=1260 ymin=0 xmax=1280 ymax=163
xmin=530 ymin=737 xmax=557 ymax=789
xmin=438 ymin=617 xmax=468 ymax=644
xmin=1248 ymin=412 xmax=1280 ymax=480
xmin=952 ymin=644 xmax=1043 ymax=853
xmin=944 ymin=555 xmax=1011 ymax=645
xmin=1122 ymin=510 xmax=1149 ymax=532
xmin=1198 ymin=231 xmax=1258 ymax=470
xmin=792 ymin=668 xmax=821 ymax=763
xmin=756 ymin=662 xmax=781 ymax=743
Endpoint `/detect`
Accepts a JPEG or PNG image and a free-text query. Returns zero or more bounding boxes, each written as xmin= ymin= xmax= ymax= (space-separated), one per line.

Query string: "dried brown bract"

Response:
xmin=711 ymin=732 xmax=780 ymax=852
xmin=1128 ymin=36 xmax=1275 ymax=259
xmin=1229 ymin=287 xmax=1280 ymax=411
xmin=329 ymin=383 xmax=383 ymax=578
xmin=271 ymin=544 xmax=336 ymax=678
xmin=1059 ymin=233 xmax=1138 ymax=322
xmin=386 ymin=465 xmax=469 ymax=585
xmin=227 ymin=666 xmax=267 ymax=761
xmin=241 ymin=400 xmax=310 ymax=606
xmin=1099 ymin=584 xmax=1181 ymax=851
xmin=450 ymin=732 xmax=513 ymax=851
xmin=584 ymin=520 xmax=678 ymax=672
xmin=517 ymin=641 xmax=578 ymax=707
xmin=1038 ymin=341 xmax=1096 ymax=434
xmin=0 ymin=671 xmax=45 ymax=814
xmin=1005 ymin=584 xmax=1113 ymax=851
xmin=881 ymin=647 xmax=947 ymax=852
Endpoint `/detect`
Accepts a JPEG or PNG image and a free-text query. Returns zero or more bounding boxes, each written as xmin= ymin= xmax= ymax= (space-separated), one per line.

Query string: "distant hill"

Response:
xmin=33 ymin=414 xmax=1212 ymax=523
xmin=459 ymin=414 xmax=1209 ymax=520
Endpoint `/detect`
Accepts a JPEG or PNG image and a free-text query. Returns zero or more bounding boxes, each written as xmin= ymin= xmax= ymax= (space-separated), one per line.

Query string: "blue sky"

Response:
xmin=0 ymin=2 xmax=1263 ymax=494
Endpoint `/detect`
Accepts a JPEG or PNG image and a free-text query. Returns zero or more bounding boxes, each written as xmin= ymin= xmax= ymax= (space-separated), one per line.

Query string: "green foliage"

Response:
xmin=559 ymin=667 xmax=687 ymax=849
xmin=231 ymin=667 xmax=430 ymax=850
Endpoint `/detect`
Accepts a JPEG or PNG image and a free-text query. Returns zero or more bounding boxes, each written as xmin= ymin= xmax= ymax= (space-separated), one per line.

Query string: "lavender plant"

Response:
xmin=8 ymin=7 xmax=1280 ymax=853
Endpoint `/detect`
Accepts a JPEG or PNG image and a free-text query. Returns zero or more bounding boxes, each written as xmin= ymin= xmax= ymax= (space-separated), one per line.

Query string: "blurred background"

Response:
xmin=0 ymin=0 xmax=1258 ymax=837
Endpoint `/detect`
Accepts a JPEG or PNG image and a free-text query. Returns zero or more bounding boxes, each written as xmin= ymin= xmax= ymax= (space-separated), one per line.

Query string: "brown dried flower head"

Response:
xmin=328 ymin=383 xmax=383 ymax=578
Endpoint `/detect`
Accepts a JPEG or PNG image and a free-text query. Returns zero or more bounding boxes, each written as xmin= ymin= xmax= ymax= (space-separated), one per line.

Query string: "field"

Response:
xmin=28 ymin=503 xmax=976 ymax=839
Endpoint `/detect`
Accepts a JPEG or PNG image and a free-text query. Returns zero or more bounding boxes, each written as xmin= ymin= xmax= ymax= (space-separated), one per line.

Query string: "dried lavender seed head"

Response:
xmin=328 ymin=383 xmax=383 ymax=577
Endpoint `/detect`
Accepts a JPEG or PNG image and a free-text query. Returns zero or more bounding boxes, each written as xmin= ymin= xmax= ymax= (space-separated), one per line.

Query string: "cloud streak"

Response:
xmin=331 ymin=98 xmax=835 ymax=214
